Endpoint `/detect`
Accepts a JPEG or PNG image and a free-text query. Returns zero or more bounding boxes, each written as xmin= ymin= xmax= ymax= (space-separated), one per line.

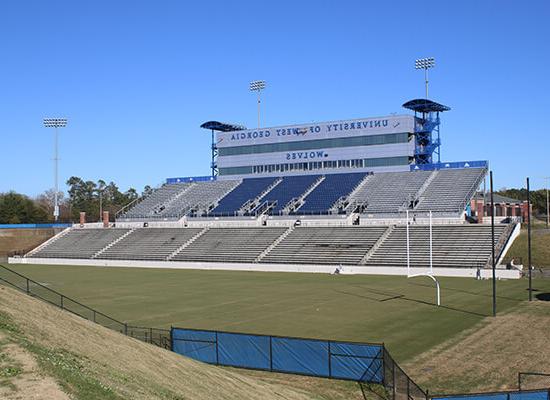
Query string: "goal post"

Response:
xmin=406 ymin=210 xmax=441 ymax=306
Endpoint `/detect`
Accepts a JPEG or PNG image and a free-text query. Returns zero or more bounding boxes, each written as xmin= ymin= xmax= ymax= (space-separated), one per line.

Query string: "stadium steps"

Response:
xmin=255 ymin=226 xmax=294 ymax=262
xmin=414 ymin=168 xmax=486 ymax=214
xmin=351 ymin=171 xmax=431 ymax=214
xmin=92 ymin=228 xmax=136 ymax=259
xmin=24 ymin=226 xmax=72 ymax=257
xmin=167 ymin=227 xmax=210 ymax=260
xmin=156 ymin=183 xmax=196 ymax=214
xmin=170 ymin=227 xmax=287 ymax=263
xmin=29 ymin=228 xmax=132 ymax=259
xmin=239 ymin=178 xmax=283 ymax=216
xmin=364 ymin=224 xmax=508 ymax=269
xmin=342 ymin=174 xmax=372 ymax=212
xmin=260 ymin=226 xmax=387 ymax=265
xmin=486 ymin=222 xmax=517 ymax=268
xmin=210 ymin=177 xmax=279 ymax=216
xmin=406 ymin=170 xmax=439 ymax=210
xmin=118 ymin=183 xmax=192 ymax=220
xmin=282 ymin=176 xmax=325 ymax=214
xmin=295 ymin=173 xmax=367 ymax=214
xmin=96 ymin=228 xmax=204 ymax=261
xmin=360 ymin=225 xmax=395 ymax=265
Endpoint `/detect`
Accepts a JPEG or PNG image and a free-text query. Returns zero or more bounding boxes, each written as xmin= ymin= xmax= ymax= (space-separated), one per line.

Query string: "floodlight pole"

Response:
xmin=527 ymin=177 xmax=532 ymax=301
xmin=249 ymin=80 xmax=266 ymax=128
xmin=54 ymin=125 xmax=59 ymax=220
xmin=415 ymin=57 xmax=435 ymax=99
xmin=490 ymin=171 xmax=496 ymax=317
xmin=424 ymin=68 xmax=429 ymax=99
xmin=256 ymin=90 xmax=261 ymax=128
xmin=43 ymin=118 xmax=67 ymax=221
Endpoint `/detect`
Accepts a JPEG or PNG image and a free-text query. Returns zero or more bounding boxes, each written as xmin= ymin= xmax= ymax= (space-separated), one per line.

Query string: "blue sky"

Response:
xmin=1 ymin=0 xmax=549 ymax=196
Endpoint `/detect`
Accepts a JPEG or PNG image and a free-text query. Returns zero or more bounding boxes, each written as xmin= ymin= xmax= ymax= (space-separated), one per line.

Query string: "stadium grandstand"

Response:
xmin=10 ymin=98 xmax=522 ymax=278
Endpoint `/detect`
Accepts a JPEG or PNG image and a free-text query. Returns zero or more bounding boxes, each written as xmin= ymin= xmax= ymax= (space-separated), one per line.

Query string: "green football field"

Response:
xmin=4 ymin=263 xmax=549 ymax=362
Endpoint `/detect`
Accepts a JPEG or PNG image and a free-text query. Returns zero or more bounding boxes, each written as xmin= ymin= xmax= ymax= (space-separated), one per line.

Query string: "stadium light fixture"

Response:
xmin=415 ymin=57 xmax=435 ymax=99
xmin=249 ymin=80 xmax=266 ymax=128
xmin=43 ymin=118 xmax=68 ymax=221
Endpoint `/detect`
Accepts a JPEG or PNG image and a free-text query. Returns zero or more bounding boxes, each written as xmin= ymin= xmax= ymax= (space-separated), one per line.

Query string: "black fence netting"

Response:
xmin=3 ymin=264 xmax=546 ymax=400
xmin=383 ymin=347 xmax=427 ymax=400
xmin=0 ymin=264 xmax=169 ymax=350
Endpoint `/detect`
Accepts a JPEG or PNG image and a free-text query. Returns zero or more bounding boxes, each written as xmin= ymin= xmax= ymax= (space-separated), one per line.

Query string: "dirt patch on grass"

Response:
xmin=0 ymin=336 xmax=70 ymax=400
xmin=405 ymin=301 xmax=550 ymax=394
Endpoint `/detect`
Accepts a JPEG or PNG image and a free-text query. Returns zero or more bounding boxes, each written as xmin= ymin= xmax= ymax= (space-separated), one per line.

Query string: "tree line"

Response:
xmin=0 ymin=177 xmax=153 ymax=224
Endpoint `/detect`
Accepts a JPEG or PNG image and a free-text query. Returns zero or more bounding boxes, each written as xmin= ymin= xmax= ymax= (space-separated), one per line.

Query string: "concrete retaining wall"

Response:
xmin=9 ymin=257 xmax=520 ymax=279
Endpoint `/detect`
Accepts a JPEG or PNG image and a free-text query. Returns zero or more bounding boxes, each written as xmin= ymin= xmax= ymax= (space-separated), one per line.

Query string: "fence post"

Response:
xmin=26 ymin=278 xmax=29 ymax=294
xmin=93 ymin=310 xmax=96 ymax=323
xmin=124 ymin=323 xmax=128 ymax=336
xmin=328 ymin=341 xmax=332 ymax=378
xmin=215 ymin=331 xmax=219 ymax=365
xmin=150 ymin=327 xmax=153 ymax=344
xmin=269 ymin=336 xmax=273 ymax=371
xmin=170 ymin=326 xmax=174 ymax=352
xmin=393 ymin=362 xmax=397 ymax=400
xmin=60 ymin=295 xmax=64 ymax=309
xmin=426 ymin=389 xmax=429 ymax=400
xmin=407 ymin=374 xmax=410 ymax=400
xmin=518 ymin=373 xmax=521 ymax=391
xmin=382 ymin=343 xmax=387 ymax=387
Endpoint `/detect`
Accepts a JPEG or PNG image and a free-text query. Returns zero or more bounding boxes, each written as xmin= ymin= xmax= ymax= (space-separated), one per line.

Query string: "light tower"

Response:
xmin=249 ymin=80 xmax=266 ymax=128
xmin=415 ymin=57 xmax=435 ymax=99
xmin=200 ymin=121 xmax=246 ymax=178
xmin=43 ymin=118 xmax=67 ymax=221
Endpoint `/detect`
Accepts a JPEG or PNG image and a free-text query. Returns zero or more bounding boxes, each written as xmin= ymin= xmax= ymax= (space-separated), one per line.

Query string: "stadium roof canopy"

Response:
xmin=402 ymin=99 xmax=451 ymax=113
xmin=200 ymin=121 xmax=246 ymax=132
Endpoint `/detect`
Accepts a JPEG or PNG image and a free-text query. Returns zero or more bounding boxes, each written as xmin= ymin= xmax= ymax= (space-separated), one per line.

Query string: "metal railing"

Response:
xmin=0 ymin=264 xmax=170 ymax=350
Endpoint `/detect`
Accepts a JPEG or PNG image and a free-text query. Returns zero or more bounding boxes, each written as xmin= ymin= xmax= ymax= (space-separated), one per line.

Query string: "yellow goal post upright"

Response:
xmin=405 ymin=209 xmax=441 ymax=306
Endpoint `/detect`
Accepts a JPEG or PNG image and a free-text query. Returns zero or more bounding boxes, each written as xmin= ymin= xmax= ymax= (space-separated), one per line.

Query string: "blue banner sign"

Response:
xmin=411 ymin=160 xmax=488 ymax=171
xmin=0 ymin=223 xmax=72 ymax=229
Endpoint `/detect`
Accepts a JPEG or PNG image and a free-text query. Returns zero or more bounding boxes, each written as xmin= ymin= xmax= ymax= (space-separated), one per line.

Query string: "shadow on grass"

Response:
xmin=406 ymin=281 xmax=526 ymax=302
xmin=335 ymin=285 xmax=489 ymax=318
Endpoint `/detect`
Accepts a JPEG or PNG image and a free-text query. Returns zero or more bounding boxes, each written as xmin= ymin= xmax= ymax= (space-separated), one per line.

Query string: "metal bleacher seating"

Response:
xmin=260 ymin=226 xmax=388 ymax=265
xmin=155 ymin=180 xmax=240 ymax=218
xmin=171 ymin=227 xmax=287 ymax=263
xmin=28 ymin=223 xmax=514 ymax=271
xmin=119 ymin=184 xmax=191 ymax=219
xmin=350 ymin=171 xmax=432 ymax=213
xmin=415 ymin=168 xmax=486 ymax=214
xmin=254 ymin=175 xmax=320 ymax=215
xmin=295 ymin=172 xmax=367 ymax=214
xmin=117 ymin=168 xmax=487 ymax=220
xmin=96 ymin=228 xmax=202 ymax=261
xmin=30 ymin=229 xmax=131 ymax=259
xmin=365 ymin=224 xmax=507 ymax=269
xmin=209 ymin=177 xmax=278 ymax=216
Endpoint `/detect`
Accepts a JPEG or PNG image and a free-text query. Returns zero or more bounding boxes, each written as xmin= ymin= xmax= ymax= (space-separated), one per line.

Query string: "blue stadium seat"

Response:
xmin=254 ymin=175 xmax=320 ymax=215
xmin=210 ymin=177 xmax=277 ymax=216
xmin=296 ymin=172 xmax=366 ymax=214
